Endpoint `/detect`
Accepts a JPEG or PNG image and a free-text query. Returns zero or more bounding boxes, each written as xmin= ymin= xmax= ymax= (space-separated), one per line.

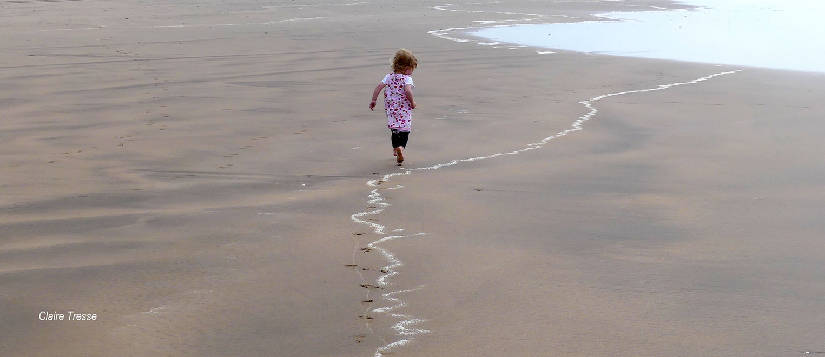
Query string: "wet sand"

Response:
xmin=2 ymin=0 xmax=824 ymax=356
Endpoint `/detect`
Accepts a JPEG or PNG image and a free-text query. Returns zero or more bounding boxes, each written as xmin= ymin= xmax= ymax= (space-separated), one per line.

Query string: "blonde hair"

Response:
xmin=391 ymin=49 xmax=418 ymax=73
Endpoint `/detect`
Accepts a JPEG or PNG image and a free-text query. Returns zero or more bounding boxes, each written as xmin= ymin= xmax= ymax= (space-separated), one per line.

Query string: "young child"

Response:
xmin=369 ymin=49 xmax=418 ymax=164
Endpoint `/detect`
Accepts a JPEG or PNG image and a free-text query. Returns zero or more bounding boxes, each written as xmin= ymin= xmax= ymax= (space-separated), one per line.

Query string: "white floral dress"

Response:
xmin=382 ymin=73 xmax=415 ymax=132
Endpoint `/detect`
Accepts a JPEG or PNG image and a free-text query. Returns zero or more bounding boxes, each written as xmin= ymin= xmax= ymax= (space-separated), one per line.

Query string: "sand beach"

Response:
xmin=2 ymin=0 xmax=824 ymax=356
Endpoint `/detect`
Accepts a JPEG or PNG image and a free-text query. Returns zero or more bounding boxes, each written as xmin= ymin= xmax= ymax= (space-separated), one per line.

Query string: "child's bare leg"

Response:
xmin=396 ymin=147 xmax=404 ymax=163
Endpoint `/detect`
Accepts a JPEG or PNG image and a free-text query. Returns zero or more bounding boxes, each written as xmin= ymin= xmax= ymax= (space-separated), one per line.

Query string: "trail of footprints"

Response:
xmin=348 ymin=227 xmax=380 ymax=343
xmin=349 ymin=235 xmax=382 ymax=324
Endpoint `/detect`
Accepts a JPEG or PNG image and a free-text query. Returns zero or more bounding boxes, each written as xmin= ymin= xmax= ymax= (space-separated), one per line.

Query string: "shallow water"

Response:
xmin=471 ymin=0 xmax=825 ymax=73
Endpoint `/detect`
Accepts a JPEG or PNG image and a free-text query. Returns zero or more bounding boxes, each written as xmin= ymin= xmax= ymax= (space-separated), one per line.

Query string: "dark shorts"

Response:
xmin=390 ymin=129 xmax=410 ymax=148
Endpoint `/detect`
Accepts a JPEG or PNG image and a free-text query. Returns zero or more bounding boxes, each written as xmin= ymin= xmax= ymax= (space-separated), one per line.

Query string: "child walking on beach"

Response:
xmin=369 ymin=49 xmax=418 ymax=164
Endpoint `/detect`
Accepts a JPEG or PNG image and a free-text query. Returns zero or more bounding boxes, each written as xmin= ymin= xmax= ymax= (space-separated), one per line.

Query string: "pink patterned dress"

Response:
xmin=382 ymin=73 xmax=415 ymax=132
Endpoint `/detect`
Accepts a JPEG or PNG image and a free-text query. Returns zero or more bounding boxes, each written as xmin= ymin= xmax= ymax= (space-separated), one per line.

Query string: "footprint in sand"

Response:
xmin=50 ymin=147 xmax=88 ymax=163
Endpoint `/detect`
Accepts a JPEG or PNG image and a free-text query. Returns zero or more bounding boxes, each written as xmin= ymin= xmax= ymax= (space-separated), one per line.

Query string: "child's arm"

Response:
xmin=404 ymin=84 xmax=416 ymax=109
xmin=369 ymin=83 xmax=386 ymax=111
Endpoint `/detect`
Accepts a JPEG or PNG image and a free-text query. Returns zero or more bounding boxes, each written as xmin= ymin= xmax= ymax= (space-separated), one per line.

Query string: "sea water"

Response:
xmin=471 ymin=0 xmax=825 ymax=73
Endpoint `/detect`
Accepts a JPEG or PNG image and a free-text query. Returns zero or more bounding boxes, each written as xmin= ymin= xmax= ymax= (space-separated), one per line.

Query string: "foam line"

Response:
xmin=374 ymin=339 xmax=410 ymax=356
xmin=390 ymin=314 xmax=431 ymax=336
xmin=373 ymin=286 xmax=424 ymax=313
xmin=366 ymin=232 xmax=428 ymax=353
xmin=368 ymin=233 xmax=426 ymax=285
xmin=429 ymin=3 xmax=577 ymax=48
xmin=407 ymin=69 xmax=742 ymax=173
